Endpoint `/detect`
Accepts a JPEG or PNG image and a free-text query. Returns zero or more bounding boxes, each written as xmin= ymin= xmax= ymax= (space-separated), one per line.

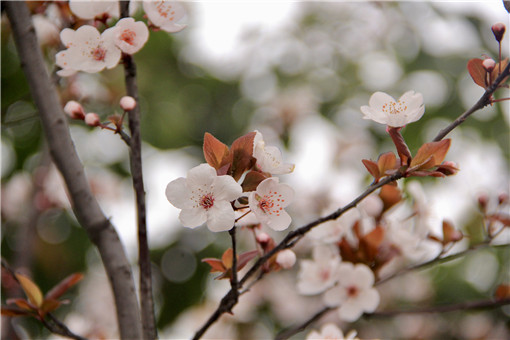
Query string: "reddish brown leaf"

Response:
xmin=15 ymin=274 xmax=43 ymax=308
xmin=378 ymin=152 xmax=397 ymax=175
xmin=203 ymin=132 xmax=230 ymax=170
xmin=491 ymin=58 xmax=509 ymax=84
xmin=40 ymin=299 xmax=62 ymax=315
xmin=221 ymin=248 xmax=234 ymax=269
xmin=237 ymin=250 xmax=259 ymax=270
xmin=45 ymin=273 xmax=83 ymax=301
xmin=363 ymin=226 xmax=385 ymax=249
xmin=489 ymin=213 xmax=510 ymax=227
xmin=467 ymin=58 xmax=488 ymax=88
xmin=379 ymin=184 xmax=402 ymax=213
xmin=338 ymin=238 xmax=357 ymax=263
xmin=241 ymin=170 xmax=268 ymax=192
xmin=442 ymin=220 xmax=463 ymax=244
xmin=7 ymin=298 xmax=33 ymax=311
xmin=495 ymin=284 xmax=510 ymax=300
xmin=410 ymin=139 xmax=451 ymax=170
xmin=201 ymin=258 xmax=225 ymax=273
xmin=362 ymin=159 xmax=380 ymax=180
xmin=229 ymin=132 xmax=256 ymax=181
xmin=1 ymin=306 xmax=29 ymax=317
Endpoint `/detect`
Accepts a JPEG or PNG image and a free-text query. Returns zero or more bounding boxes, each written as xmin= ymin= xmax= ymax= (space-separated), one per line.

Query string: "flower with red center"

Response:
xmin=360 ymin=91 xmax=425 ymax=128
xmin=143 ymin=0 xmax=187 ymax=33
xmin=56 ymin=25 xmax=121 ymax=77
xmin=248 ymin=177 xmax=294 ymax=231
xmin=323 ymin=262 xmax=380 ymax=322
xmin=69 ymin=0 xmax=119 ymax=20
xmin=108 ymin=17 xmax=149 ymax=55
xmin=165 ymin=163 xmax=242 ymax=232
xmin=297 ymin=245 xmax=341 ymax=295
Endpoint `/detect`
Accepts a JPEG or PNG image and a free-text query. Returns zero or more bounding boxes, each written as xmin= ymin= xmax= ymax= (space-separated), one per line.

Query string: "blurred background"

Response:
xmin=1 ymin=1 xmax=509 ymax=339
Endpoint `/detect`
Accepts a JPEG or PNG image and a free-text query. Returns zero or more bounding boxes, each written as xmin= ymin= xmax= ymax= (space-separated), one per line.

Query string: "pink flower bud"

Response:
xmin=119 ymin=96 xmax=136 ymax=111
xmin=85 ymin=113 xmax=101 ymax=127
xmin=256 ymin=232 xmax=271 ymax=244
xmin=482 ymin=58 xmax=496 ymax=72
xmin=275 ymin=249 xmax=296 ymax=269
xmin=63 ymin=100 xmax=85 ymax=120
xmin=491 ymin=23 xmax=506 ymax=42
xmin=478 ymin=194 xmax=489 ymax=211
xmin=498 ymin=193 xmax=509 ymax=205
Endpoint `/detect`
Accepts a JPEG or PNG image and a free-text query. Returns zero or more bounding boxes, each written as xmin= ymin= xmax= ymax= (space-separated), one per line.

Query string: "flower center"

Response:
xmin=258 ymin=196 xmax=275 ymax=213
xmin=199 ymin=193 xmax=215 ymax=210
xmin=382 ymin=100 xmax=407 ymax=115
xmin=156 ymin=1 xmax=176 ymax=21
xmin=346 ymin=285 xmax=359 ymax=298
xmin=120 ymin=29 xmax=136 ymax=45
xmin=91 ymin=47 xmax=106 ymax=61
xmin=319 ymin=268 xmax=330 ymax=282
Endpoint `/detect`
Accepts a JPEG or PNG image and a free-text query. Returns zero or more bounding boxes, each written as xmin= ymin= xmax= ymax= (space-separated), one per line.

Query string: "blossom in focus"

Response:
xmin=360 ymin=91 xmax=424 ymax=128
xmin=306 ymin=323 xmax=358 ymax=340
xmin=253 ymin=130 xmax=295 ymax=175
xmin=69 ymin=0 xmax=119 ymax=20
xmin=323 ymin=262 xmax=380 ymax=322
xmin=56 ymin=25 xmax=121 ymax=76
xmin=248 ymin=177 xmax=294 ymax=231
xmin=143 ymin=0 xmax=187 ymax=33
xmin=297 ymin=245 xmax=341 ymax=295
xmin=165 ymin=163 xmax=242 ymax=232
xmin=108 ymin=18 xmax=149 ymax=55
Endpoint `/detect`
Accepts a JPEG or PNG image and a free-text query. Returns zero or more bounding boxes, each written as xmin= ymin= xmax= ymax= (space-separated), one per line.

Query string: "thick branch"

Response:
xmin=119 ymin=2 xmax=156 ymax=339
xmin=5 ymin=2 xmax=142 ymax=339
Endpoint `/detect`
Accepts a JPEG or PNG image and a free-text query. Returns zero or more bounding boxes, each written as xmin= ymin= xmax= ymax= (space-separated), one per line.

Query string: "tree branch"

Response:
xmin=4 ymin=2 xmax=142 ymax=338
xmin=119 ymin=3 xmax=157 ymax=339
xmin=275 ymin=307 xmax=335 ymax=340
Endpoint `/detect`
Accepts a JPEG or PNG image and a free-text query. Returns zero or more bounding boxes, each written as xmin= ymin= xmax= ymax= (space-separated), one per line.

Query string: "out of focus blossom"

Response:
xmin=143 ymin=0 xmax=187 ymax=33
xmin=69 ymin=0 xmax=119 ymax=20
xmin=253 ymin=130 xmax=295 ymax=175
xmin=56 ymin=25 xmax=121 ymax=76
xmin=323 ymin=262 xmax=380 ymax=322
xmin=248 ymin=177 xmax=294 ymax=231
xmin=64 ymin=100 xmax=86 ymax=120
xmin=33 ymin=14 xmax=60 ymax=46
xmin=119 ymin=96 xmax=137 ymax=111
xmin=297 ymin=245 xmax=341 ymax=295
xmin=276 ymin=249 xmax=297 ymax=269
xmin=360 ymin=91 xmax=424 ymax=127
xmin=165 ymin=163 xmax=242 ymax=232
xmin=306 ymin=323 xmax=358 ymax=340
xmin=85 ymin=113 xmax=101 ymax=127
xmin=109 ymin=18 xmax=149 ymax=55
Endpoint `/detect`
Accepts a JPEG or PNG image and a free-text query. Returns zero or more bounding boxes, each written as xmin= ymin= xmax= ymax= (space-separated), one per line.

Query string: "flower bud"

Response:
xmin=491 ymin=23 xmax=506 ymax=42
xmin=482 ymin=58 xmax=496 ymax=72
xmin=498 ymin=193 xmax=509 ymax=205
xmin=64 ymin=100 xmax=85 ymax=120
xmin=478 ymin=194 xmax=489 ymax=211
xmin=256 ymin=232 xmax=271 ymax=244
xmin=275 ymin=249 xmax=296 ymax=269
xmin=85 ymin=113 xmax=101 ymax=127
xmin=119 ymin=96 xmax=136 ymax=111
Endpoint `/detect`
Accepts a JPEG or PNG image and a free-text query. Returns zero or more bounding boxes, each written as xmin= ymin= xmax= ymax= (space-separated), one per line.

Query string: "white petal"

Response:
xmin=368 ymin=91 xmax=396 ymax=111
xmin=360 ymin=105 xmax=389 ymax=125
xmin=187 ymin=163 xmax=216 ymax=189
xmin=59 ymin=28 xmax=76 ymax=47
xmin=165 ymin=177 xmax=190 ymax=209
xmin=356 ymin=288 xmax=380 ymax=313
xmin=206 ymin=200 xmax=235 ymax=232
xmin=265 ymin=209 xmax=291 ymax=231
xmin=212 ymin=175 xmax=242 ymax=202
xmin=160 ymin=23 xmax=187 ymax=33
xmin=352 ymin=264 xmax=375 ymax=288
xmin=337 ymin=301 xmax=363 ymax=322
xmin=323 ymin=286 xmax=347 ymax=306
xmin=179 ymin=207 xmax=207 ymax=228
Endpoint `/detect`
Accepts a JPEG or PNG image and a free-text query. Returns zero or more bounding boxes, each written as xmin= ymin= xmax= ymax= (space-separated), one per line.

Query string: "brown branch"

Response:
xmin=119 ymin=2 xmax=156 ymax=340
xmin=366 ymin=297 xmax=510 ymax=317
xmin=4 ymin=2 xmax=142 ymax=338
xmin=275 ymin=307 xmax=335 ymax=340
xmin=43 ymin=313 xmax=88 ymax=340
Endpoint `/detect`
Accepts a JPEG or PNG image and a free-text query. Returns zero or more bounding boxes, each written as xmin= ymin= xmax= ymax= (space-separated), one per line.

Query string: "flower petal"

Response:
xmin=165 ymin=177 xmax=190 ymax=209
xmin=206 ymin=200 xmax=235 ymax=232
xmin=212 ymin=175 xmax=242 ymax=202
xmin=187 ymin=163 xmax=216 ymax=188
xmin=179 ymin=207 xmax=207 ymax=228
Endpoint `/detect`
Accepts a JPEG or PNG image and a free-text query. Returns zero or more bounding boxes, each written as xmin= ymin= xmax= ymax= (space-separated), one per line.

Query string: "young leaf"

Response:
xmin=45 ymin=273 xmax=84 ymax=301
xmin=15 ymin=274 xmax=43 ymax=308
xmin=7 ymin=298 xmax=33 ymax=311
xmin=379 ymin=184 xmax=402 ymax=213
xmin=467 ymin=58 xmax=487 ymax=88
xmin=442 ymin=220 xmax=463 ymax=244
xmin=40 ymin=299 xmax=62 ymax=315
xmin=362 ymin=159 xmax=380 ymax=181
xmin=410 ymin=139 xmax=451 ymax=170
xmin=203 ymin=132 xmax=230 ymax=170
xmin=201 ymin=258 xmax=226 ymax=273
xmin=229 ymin=132 xmax=256 ymax=181
xmin=1 ymin=306 xmax=29 ymax=317
xmin=378 ymin=152 xmax=397 ymax=175
xmin=495 ymin=284 xmax=510 ymax=300
xmin=237 ymin=250 xmax=259 ymax=270
xmin=241 ymin=170 xmax=268 ymax=192
xmin=221 ymin=248 xmax=234 ymax=270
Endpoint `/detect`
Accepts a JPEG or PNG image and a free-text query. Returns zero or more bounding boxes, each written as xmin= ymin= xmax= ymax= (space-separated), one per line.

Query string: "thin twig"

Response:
xmin=45 ymin=313 xmax=88 ymax=340
xmin=275 ymin=307 xmax=335 ymax=340
xmin=119 ymin=2 xmax=156 ymax=339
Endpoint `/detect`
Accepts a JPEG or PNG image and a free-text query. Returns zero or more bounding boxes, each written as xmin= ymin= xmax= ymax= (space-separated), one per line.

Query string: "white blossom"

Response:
xmin=108 ymin=17 xmax=149 ymax=55
xmin=323 ymin=262 xmax=380 ymax=322
xmin=248 ymin=177 xmax=294 ymax=231
xmin=165 ymin=163 xmax=242 ymax=232
xmin=297 ymin=245 xmax=341 ymax=295
xmin=306 ymin=323 xmax=358 ymax=340
xmin=143 ymin=0 xmax=187 ymax=33
xmin=360 ymin=91 xmax=425 ymax=127
xmin=69 ymin=0 xmax=119 ymax=20
xmin=253 ymin=130 xmax=294 ymax=175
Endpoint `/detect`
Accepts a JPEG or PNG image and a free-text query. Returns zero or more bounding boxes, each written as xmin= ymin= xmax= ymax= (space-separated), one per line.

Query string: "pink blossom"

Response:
xmin=143 ymin=0 xmax=187 ymax=33
xmin=253 ymin=130 xmax=295 ymax=175
xmin=276 ymin=249 xmax=296 ymax=269
xmin=84 ymin=113 xmax=101 ymax=127
xmin=109 ymin=18 xmax=149 ymax=55
xmin=119 ymin=96 xmax=137 ymax=111
xmin=64 ymin=100 xmax=85 ymax=120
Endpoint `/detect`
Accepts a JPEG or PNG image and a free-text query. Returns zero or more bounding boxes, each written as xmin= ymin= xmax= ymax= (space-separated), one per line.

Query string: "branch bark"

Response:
xmin=5 ymin=2 xmax=142 ymax=339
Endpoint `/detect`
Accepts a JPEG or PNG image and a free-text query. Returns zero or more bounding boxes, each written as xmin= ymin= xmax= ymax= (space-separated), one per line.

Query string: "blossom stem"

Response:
xmin=119 ymin=2 xmax=156 ymax=339
xmin=235 ymin=210 xmax=252 ymax=222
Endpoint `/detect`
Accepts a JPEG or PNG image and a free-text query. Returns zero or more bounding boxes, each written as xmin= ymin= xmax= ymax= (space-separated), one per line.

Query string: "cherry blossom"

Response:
xmin=108 ymin=18 xmax=149 ymax=55
xmin=143 ymin=0 xmax=187 ymax=33
xmin=306 ymin=323 xmax=358 ymax=340
xmin=248 ymin=177 xmax=294 ymax=231
xmin=69 ymin=0 xmax=119 ymax=20
xmin=119 ymin=96 xmax=137 ymax=111
xmin=323 ymin=262 xmax=380 ymax=322
xmin=56 ymin=25 xmax=121 ymax=76
xmin=253 ymin=130 xmax=295 ymax=175
xmin=360 ymin=91 xmax=425 ymax=127
xmin=297 ymin=245 xmax=341 ymax=295
xmin=63 ymin=100 xmax=85 ymax=120
xmin=165 ymin=163 xmax=242 ymax=232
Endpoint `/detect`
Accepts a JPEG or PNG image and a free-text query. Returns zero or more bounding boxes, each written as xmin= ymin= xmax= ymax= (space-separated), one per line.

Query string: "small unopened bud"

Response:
xmin=491 ymin=23 xmax=506 ymax=42
xmin=119 ymin=96 xmax=136 ymax=111
xmin=482 ymin=58 xmax=496 ymax=72
xmin=64 ymin=100 xmax=85 ymax=120
xmin=478 ymin=194 xmax=489 ymax=211
xmin=275 ymin=249 xmax=296 ymax=269
xmin=256 ymin=232 xmax=271 ymax=245
xmin=498 ymin=193 xmax=509 ymax=205
xmin=85 ymin=113 xmax=101 ymax=127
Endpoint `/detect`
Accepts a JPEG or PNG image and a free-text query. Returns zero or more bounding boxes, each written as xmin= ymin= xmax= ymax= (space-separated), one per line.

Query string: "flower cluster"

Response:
xmin=166 ymin=131 xmax=295 ymax=233
xmin=56 ymin=1 xmax=186 ymax=77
